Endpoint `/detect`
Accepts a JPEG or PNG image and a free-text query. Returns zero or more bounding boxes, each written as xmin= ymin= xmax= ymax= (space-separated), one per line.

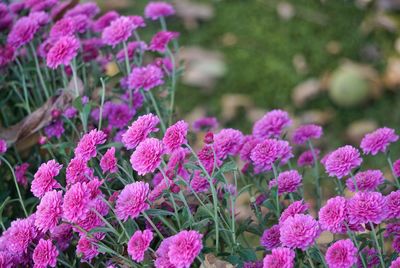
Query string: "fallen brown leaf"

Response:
xmin=200 ymin=254 xmax=234 ymax=268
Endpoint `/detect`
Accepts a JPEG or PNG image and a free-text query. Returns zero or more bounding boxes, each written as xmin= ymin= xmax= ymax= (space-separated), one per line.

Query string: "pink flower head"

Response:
xmin=102 ymin=16 xmax=133 ymax=47
xmin=192 ymin=116 xmax=218 ymax=132
xmin=130 ymin=138 xmax=164 ymax=175
xmin=145 ymin=2 xmax=175 ymax=20
xmin=29 ymin=11 xmax=50 ymax=26
xmin=64 ymin=2 xmax=100 ymax=18
xmin=390 ymin=257 xmax=400 ymax=268
xmin=7 ymin=17 xmax=39 ymax=48
xmin=163 ymin=120 xmax=188 ymax=153
xmin=3 ymin=217 xmax=37 ymax=257
xmin=46 ymin=35 xmax=80 ymax=69
xmin=214 ymin=128 xmax=244 ymax=159
xmin=33 ymin=239 xmax=58 ymax=268
xmin=279 ymin=214 xmax=320 ymax=250
xmin=239 ymin=135 xmax=260 ymax=162
xmin=357 ymin=247 xmax=380 ymax=268
xmin=66 ymin=157 xmax=93 ymax=185
xmin=31 ymin=160 xmax=62 ymax=198
xmin=15 ymin=163 xmax=29 ymax=187
xmin=318 ymin=196 xmax=347 ymax=234
xmin=122 ymin=113 xmax=160 ymax=149
xmin=297 ymin=149 xmax=320 ymax=167
xmin=149 ymin=31 xmax=179 ymax=53
xmin=190 ymin=170 xmax=210 ymax=193
xmin=386 ymin=190 xmax=400 ymax=219
xmin=25 ymin=0 xmax=57 ymax=11
xmin=127 ymin=229 xmax=153 ymax=262
xmin=262 ymin=247 xmax=295 ymax=268
xmin=108 ymin=103 xmax=134 ymax=128
xmin=92 ymin=11 xmax=119 ymax=32
xmin=326 ymin=239 xmax=357 ymax=268
xmin=324 ymin=145 xmax=362 ymax=178
xmin=360 ymin=127 xmax=398 ymax=155
xmin=250 ymin=139 xmax=293 ymax=173
xmin=279 ymin=200 xmax=309 ymax=225
xmin=74 ymin=198 xmax=108 ymax=236
xmin=44 ymin=120 xmax=64 ymax=138
xmin=100 ymin=147 xmax=118 ymax=174
xmin=198 ymin=144 xmax=222 ymax=174
xmin=0 ymin=139 xmax=7 ymax=154
xmin=76 ymin=236 xmax=100 ymax=262
xmin=260 ymin=225 xmax=281 ymax=250
xmin=394 ymin=159 xmax=400 ymax=178
xmin=62 ymin=182 xmax=92 ymax=223
xmin=0 ymin=45 xmax=15 ymax=67
xmin=49 ymin=17 xmax=76 ymax=39
xmin=35 ymin=190 xmax=63 ymax=232
xmin=345 ymin=170 xmax=384 ymax=192
xmin=116 ymin=41 xmax=147 ymax=61
xmin=292 ymin=124 xmax=323 ymax=145
xmin=347 ymin=191 xmax=386 ymax=225
xmin=127 ymin=65 xmax=164 ymax=91
xmin=269 ymin=170 xmax=302 ymax=195
xmin=74 ymin=129 xmax=107 ymax=161
xmin=253 ymin=109 xmax=291 ymax=139
xmin=115 ymin=181 xmax=150 ymax=221
xmin=50 ymin=224 xmax=72 ymax=251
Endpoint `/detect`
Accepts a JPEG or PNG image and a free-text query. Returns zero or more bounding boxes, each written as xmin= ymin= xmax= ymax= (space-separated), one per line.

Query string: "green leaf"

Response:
xmin=145 ymin=209 xmax=175 ymax=217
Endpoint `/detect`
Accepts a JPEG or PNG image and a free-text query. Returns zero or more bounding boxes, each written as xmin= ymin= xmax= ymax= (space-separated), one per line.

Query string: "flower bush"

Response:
xmin=0 ymin=1 xmax=400 ymax=267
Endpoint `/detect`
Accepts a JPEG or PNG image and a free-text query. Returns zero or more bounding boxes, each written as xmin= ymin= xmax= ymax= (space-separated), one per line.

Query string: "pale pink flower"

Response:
xmin=127 ymin=229 xmax=153 ymax=262
xmin=163 ymin=120 xmax=188 ymax=153
xmin=35 ymin=190 xmax=63 ymax=232
xmin=31 ymin=160 xmax=62 ymax=198
xmin=115 ymin=182 xmax=150 ymax=221
xmin=33 ymin=239 xmax=58 ymax=268
xmin=122 ymin=113 xmax=160 ymax=149
xmin=100 ymin=147 xmax=118 ymax=173
xmin=130 ymin=138 xmax=164 ymax=175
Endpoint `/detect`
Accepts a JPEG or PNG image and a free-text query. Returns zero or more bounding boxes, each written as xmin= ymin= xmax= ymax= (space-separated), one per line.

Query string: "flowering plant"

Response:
xmin=0 ymin=1 xmax=400 ymax=268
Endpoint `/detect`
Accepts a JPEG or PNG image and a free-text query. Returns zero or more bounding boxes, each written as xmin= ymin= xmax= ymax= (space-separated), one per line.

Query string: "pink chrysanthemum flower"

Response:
xmin=190 ymin=171 xmax=210 ymax=193
xmin=386 ymin=190 xmax=400 ymax=219
xmin=3 ymin=216 xmax=37 ymax=257
xmin=260 ymin=224 xmax=281 ymax=250
xmin=262 ymin=247 xmax=295 ymax=268
xmin=393 ymin=236 xmax=400 ymax=253
xmin=269 ymin=170 xmax=302 ymax=195
xmin=345 ymin=170 xmax=384 ymax=192
xmin=214 ymin=128 xmax=244 ymax=160
xmin=100 ymin=147 xmax=118 ymax=174
xmin=192 ymin=117 xmax=218 ymax=132
xmin=102 ymin=16 xmax=134 ymax=47
xmin=66 ymin=157 xmax=93 ymax=185
xmin=74 ymin=198 xmax=109 ymax=236
xmin=347 ymin=191 xmax=386 ymax=224
xmin=198 ymin=144 xmax=222 ymax=174
xmin=279 ymin=200 xmax=309 ymax=225
xmin=92 ymin=11 xmax=119 ymax=32
xmin=15 ymin=163 xmax=29 ymax=187
xmin=280 ymin=214 xmax=320 ymax=250
xmin=33 ymin=239 xmax=58 ymax=268
xmin=127 ymin=65 xmax=164 ymax=91
xmin=149 ymin=31 xmax=179 ymax=53
xmin=44 ymin=120 xmax=65 ymax=138
xmin=115 ymin=182 xmax=150 ymax=221
xmin=324 ymin=145 xmax=362 ymax=178
xmin=145 ymin=2 xmax=175 ymax=20
xmin=35 ymin=190 xmax=63 ymax=232
xmin=253 ymin=109 xmax=291 ymax=139
xmin=7 ymin=17 xmax=39 ymax=48
xmin=50 ymin=224 xmax=72 ymax=251
xmin=250 ymin=139 xmax=293 ymax=173
xmin=0 ymin=139 xmax=7 ymax=154
xmin=130 ymin=138 xmax=164 ymax=175
xmin=62 ymin=182 xmax=91 ymax=223
xmin=0 ymin=250 xmax=12 ymax=267
xmin=127 ymin=229 xmax=153 ymax=262
xmin=74 ymin=129 xmax=107 ymax=161
xmin=360 ymin=127 xmax=398 ymax=155
xmin=46 ymin=35 xmax=80 ymax=69
xmin=76 ymin=236 xmax=100 ymax=262
xmin=31 ymin=160 xmax=62 ymax=198
xmin=25 ymin=0 xmax=57 ymax=11
xmin=108 ymin=103 xmax=134 ymax=129
xmin=0 ymin=45 xmax=15 ymax=67
xmin=292 ymin=124 xmax=323 ymax=145
xmin=318 ymin=196 xmax=347 ymax=234
xmin=325 ymin=239 xmax=357 ymax=268
xmin=297 ymin=149 xmax=320 ymax=167
xmin=122 ymin=114 xmax=160 ymax=149
xmin=163 ymin=120 xmax=188 ymax=153
xmin=240 ymin=135 xmax=260 ymax=162
xmin=390 ymin=257 xmax=400 ymax=268
xmin=64 ymin=2 xmax=100 ymax=18
xmin=357 ymin=247 xmax=380 ymax=268
xmin=29 ymin=11 xmax=50 ymax=26
xmin=49 ymin=17 xmax=76 ymax=39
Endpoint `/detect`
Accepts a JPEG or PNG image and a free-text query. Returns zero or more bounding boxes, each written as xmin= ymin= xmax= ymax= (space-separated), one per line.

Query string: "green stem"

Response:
xmin=271 ymin=163 xmax=280 ymax=218
xmin=142 ymin=211 xmax=164 ymax=239
xmin=369 ymin=222 xmax=385 ymax=268
xmin=387 ymin=154 xmax=400 ymax=188
xmin=308 ymin=140 xmax=321 ymax=211
xmin=147 ymin=91 xmax=166 ymax=132
xmin=350 ymin=171 xmax=359 ymax=192
xmin=30 ymin=43 xmax=50 ymax=99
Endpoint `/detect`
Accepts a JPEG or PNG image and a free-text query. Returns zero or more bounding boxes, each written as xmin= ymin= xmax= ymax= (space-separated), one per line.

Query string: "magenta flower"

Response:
xmin=74 ymin=198 xmax=109 ymax=236
xmin=260 ymin=224 xmax=281 ymax=250
xmin=292 ymin=124 xmax=323 ymax=145
xmin=92 ymin=11 xmax=119 ymax=32
xmin=116 ymin=41 xmax=147 ymax=61
xmin=102 ymin=16 xmax=134 ymax=47
xmin=66 ymin=157 xmax=93 ymax=185
xmin=35 ymin=190 xmax=63 ymax=232
xmin=127 ymin=229 xmax=153 ymax=262
xmin=62 ymin=182 xmax=91 ymax=223
xmin=279 ymin=200 xmax=310 ymax=225
xmin=44 ymin=120 xmax=65 ymax=138
xmin=149 ymin=31 xmax=179 ymax=53
xmin=129 ymin=15 xmax=146 ymax=29
xmin=76 ymin=236 xmax=100 ymax=262
xmin=64 ymin=2 xmax=100 ymax=18
xmin=347 ymin=191 xmax=386 ymax=224
xmin=253 ymin=109 xmax=291 ymax=139
xmin=100 ymin=147 xmax=118 ymax=174
xmin=46 ymin=36 xmax=80 ymax=69
xmin=0 ymin=45 xmax=15 ymax=67
xmin=29 ymin=11 xmax=50 ymax=26
xmin=263 ymin=247 xmax=295 ymax=268
xmin=360 ymin=127 xmax=398 ymax=155
xmin=49 ymin=17 xmax=76 ymax=39
xmin=280 ymin=214 xmax=320 ymax=250
xmin=269 ymin=170 xmax=302 ymax=195
xmin=50 ymin=224 xmax=72 ymax=251
xmin=318 ymin=196 xmax=347 ymax=234
xmin=297 ymin=149 xmax=320 ymax=167
xmin=239 ymin=135 xmax=260 ymax=162
xmin=345 ymin=170 xmax=384 ymax=192
xmin=214 ymin=128 xmax=244 ymax=159
xmin=33 ymin=239 xmax=58 ymax=268
xmin=7 ymin=17 xmax=39 ymax=48
xmin=31 ymin=160 xmax=62 ymax=198
xmin=145 ymin=2 xmax=175 ymax=20
xmin=325 ymin=239 xmax=357 ymax=268
xmin=15 ymin=163 xmax=29 ymax=187
xmin=163 ymin=120 xmax=189 ymax=153
xmin=390 ymin=257 xmax=400 ymax=268
xmin=198 ymin=144 xmax=222 ymax=174
xmin=122 ymin=113 xmax=160 ymax=149
xmin=127 ymin=65 xmax=164 ymax=91
xmin=192 ymin=117 xmax=218 ymax=132
xmin=2 ymin=216 xmax=37 ymax=257
xmin=386 ymin=190 xmax=400 ymax=219
xmin=115 ymin=181 xmax=150 ymax=221
xmin=250 ymin=139 xmax=293 ymax=173
xmin=394 ymin=159 xmax=400 ymax=178
xmin=74 ymin=129 xmax=107 ymax=161
xmin=130 ymin=138 xmax=164 ymax=175
xmin=323 ymin=145 xmax=362 ymax=178
xmin=25 ymin=0 xmax=57 ymax=11
xmin=0 ymin=139 xmax=7 ymax=154
xmin=190 ymin=171 xmax=210 ymax=193
xmin=108 ymin=103 xmax=134 ymax=128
